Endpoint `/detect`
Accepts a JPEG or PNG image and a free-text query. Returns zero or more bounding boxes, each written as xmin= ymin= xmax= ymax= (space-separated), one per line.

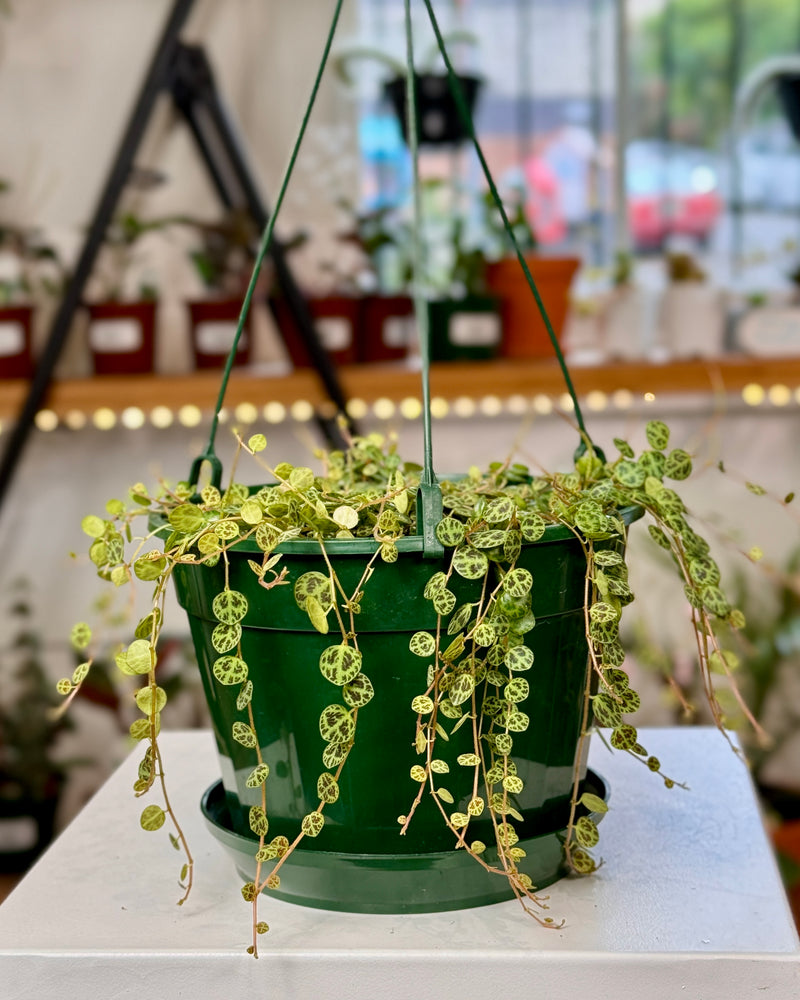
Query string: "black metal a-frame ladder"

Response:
xmin=0 ymin=0 xmax=350 ymax=509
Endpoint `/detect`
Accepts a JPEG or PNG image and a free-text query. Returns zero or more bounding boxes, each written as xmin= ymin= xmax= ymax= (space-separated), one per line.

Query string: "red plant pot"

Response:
xmin=359 ymin=295 xmax=415 ymax=363
xmin=0 ymin=305 xmax=35 ymax=379
xmin=271 ymin=295 xmax=360 ymax=368
xmin=87 ymin=301 xmax=157 ymax=375
xmin=187 ymin=299 xmax=251 ymax=370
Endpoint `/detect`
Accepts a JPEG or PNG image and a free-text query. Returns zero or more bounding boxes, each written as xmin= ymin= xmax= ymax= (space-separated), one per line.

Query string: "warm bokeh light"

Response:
xmin=64 ymin=409 xmax=87 ymax=431
xmin=290 ymin=400 xmax=314 ymax=422
xmin=373 ymin=397 xmax=396 ymax=420
xmin=586 ymin=391 xmax=608 ymax=411
xmin=612 ymin=389 xmax=634 ymax=410
xmin=768 ymin=384 xmax=791 ymax=407
xmin=177 ymin=405 xmax=203 ymax=428
xmin=399 ymin=397 xmax=422 ymax=419
xmin=453 ymin=396 xmax=476 ymax=418
xmin=742 ymin=383 xmax=765 ymax=407
xmin=234 ymin=402 xmax=259 ymax=424
xmin=150 ymin=406 xmax=174 ymax=429
xmin=121 ymin=407 xmax=146 ymax=430
xmin=479 ymin=395 xmax=503 ymax=417
xmin=263 ymin=402 xmax=286 ymax=424
xmin=34 ymin=409 xmax=58 ymax=432
xmin=346 ymin=398 xmax=368 ymax=420
xmin=430 ymin=397 xmax=449 ymax=418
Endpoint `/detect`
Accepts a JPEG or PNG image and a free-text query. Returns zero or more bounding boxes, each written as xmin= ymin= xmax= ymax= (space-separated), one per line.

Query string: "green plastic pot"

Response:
xmin=171 ymin=505 xmax=640 ymax=910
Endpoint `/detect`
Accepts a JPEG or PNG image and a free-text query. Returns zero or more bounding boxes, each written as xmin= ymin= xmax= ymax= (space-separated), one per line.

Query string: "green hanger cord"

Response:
xmin=189 ymin=0 xmax=346 ymax=489
xmin=420 ymin=0 xmax=602 ymax=461
xmin=405 ymin=0 xmax=444 ymax=557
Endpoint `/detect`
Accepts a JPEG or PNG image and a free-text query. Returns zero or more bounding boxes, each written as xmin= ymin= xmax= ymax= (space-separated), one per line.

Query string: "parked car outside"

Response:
xmin=626 ymin=140 xmax=722 ymax=252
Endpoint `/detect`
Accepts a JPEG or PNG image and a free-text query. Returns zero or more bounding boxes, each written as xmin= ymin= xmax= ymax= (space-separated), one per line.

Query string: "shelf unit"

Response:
xmin=2 ymin=355 xmax=800 ymax=422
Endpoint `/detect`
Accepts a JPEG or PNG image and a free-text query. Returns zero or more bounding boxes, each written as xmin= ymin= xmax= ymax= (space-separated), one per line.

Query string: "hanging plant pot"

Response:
xmin=360 ymin=295 xmax=415 ymax=363
xmin=270 ymin=294 xmax=360 ymax=367
xmin=427 ymin=295 xmax=501 ymax=361
xmin=384 ymin=73 xmax=482 ymax=146
xmin=87 ymin=301 xmax=157 ymax=375
xmin=187 ymin=299 xmax=251 ymax=370
xmin=0 ymin=304 xmax=35 ymax=379
xmin=168 ymin=509 xmax=638 ymax=913
xmin=486 ymin=256 xmax=580 ymax=359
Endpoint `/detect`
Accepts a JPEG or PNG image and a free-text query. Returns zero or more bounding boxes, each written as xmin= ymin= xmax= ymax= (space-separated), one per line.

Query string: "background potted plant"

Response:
xmin=184 ymin=208 xmax=260 ymax=370
xmin=334 ymin=30 xmax=482 ymax=147
xmin=599 ymin=251 xmax=654 ymax=361
xmin=658 ymin=251 xmax=726 ymax=360
xmin=0 ymin=580 xmax=77 ymax=873
xmin=481 ymin=187 xmax=581 ymax=360
xmin=86 ymin=211 xmax=169 ymax=375
xmin=0 ymin=178 xmax=66 ymax=379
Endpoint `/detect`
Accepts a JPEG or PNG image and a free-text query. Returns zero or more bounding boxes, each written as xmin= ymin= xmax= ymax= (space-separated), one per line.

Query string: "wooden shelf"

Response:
xmin=2 ymin=355 xmax=800 ymax=421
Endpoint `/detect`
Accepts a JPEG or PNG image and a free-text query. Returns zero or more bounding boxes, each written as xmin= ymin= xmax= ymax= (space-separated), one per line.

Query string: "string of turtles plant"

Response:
xmin=59 ymin=416 xmax=771 ymax=954
xmin=55 ymin=0 xmax=772 ymax=960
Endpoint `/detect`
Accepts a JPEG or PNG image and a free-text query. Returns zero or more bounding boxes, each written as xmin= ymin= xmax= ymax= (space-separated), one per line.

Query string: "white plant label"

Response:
xmin=196 ymin=321 xmax=248 ymax=355
xmin=383 ymin=315 xmax=415 ymax=348
xmin=316 ymin=317 xmax=352 ymax=351
xmin=449 ymin=312 xmax=501 ymax=347
xmin=737 ymin=308 xmax=800 ymax=357
xmin=0 ymin=321 xmax=24 ymax=356
xmin=90 ymin=318 xmax=142 ymax=353
xmin=0 ymin=816 xmax=37 ymax=851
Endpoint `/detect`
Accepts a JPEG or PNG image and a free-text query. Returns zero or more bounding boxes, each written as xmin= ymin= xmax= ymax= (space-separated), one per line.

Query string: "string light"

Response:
xmin=346 ymin=398 xmax=368 ymax=420
xmin=612 ymin=389 xmax=633 ymax=410
xmin=479 ymin=395 xmax=503 ymax=417
xmin=453 ymin=396 xmax=476 ymax=418
xmin=234 ymin=402 xmax=258 ymax=424
xmin=399 ymin=397 xmax=422 ymax=419
xmin=177 ymin=405 xmax=202 ymax=427
xmin=64 ymin=410 xmax=87 ymax=430
xmin=742 ymin=383 xmax=765 ymax=407
xmin=643 ymin=392 xmax=656 ymax=404
xmin=586 ymin=391 xmax=608 ymax=411
xmin=430 ymin=397 xmax=449 ymax=418
xmin=768 ymin=384 xmax=791 ymax=407
xmin=505 ymin=394 xmax=528 ymax=415
xmin=150 ymin=406 xmax=173 ymax=428
xmin=558 ymin=393 xmax=574 ymax=412
xmin=373 ymin=397 xmax=396 ymax=420
xmin=263 ymin=402 xmax=286 ymax=424
xmin=532 ymin=395 xmax=552 ymax=415
xmin=35 ymin=409 xmax=58 ymax=432
xmin=290 ymin=400 xmax=314 ymax=422
xmin=121 ymin=407 xmax=146 ymax=430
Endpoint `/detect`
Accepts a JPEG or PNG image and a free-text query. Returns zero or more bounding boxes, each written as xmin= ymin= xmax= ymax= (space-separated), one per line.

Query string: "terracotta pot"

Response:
xmin=271 ymin=295 xmax=360 ymax=368
xmin=87 ymin=301 xmax=156 ymax=375
xmin=360 ymin=295 xmax=414 ymax=363
xmin=187 ymin=299 xmax=251 ymax=370
xmin=0 ymin=304 xmax=35 ymax=379
xmin=485 ymin=256 xmax=580 ymax=359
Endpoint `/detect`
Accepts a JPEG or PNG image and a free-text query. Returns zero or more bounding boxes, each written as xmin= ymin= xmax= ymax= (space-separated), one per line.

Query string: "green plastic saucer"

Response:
xmin=200 ymin=769 xmax=608 ymax=914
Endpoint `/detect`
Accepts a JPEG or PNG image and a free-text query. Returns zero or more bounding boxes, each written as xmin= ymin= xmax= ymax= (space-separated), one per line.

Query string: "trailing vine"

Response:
xmin=61 ymin=420 xmax=772 ymax=955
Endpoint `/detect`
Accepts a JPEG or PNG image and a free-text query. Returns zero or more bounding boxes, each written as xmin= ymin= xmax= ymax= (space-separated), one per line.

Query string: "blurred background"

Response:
xmin=1 ymin=0 xmax=800 ymax=919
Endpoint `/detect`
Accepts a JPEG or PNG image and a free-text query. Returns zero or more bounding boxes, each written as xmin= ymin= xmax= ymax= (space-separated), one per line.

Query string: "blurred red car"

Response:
xmin=626 ymin=141 xmax=722 ymax=251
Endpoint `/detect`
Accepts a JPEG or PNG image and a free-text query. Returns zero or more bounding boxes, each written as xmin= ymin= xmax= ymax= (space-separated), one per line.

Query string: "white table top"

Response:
xmin=1 ymin=728 xmax=798 ymax=999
